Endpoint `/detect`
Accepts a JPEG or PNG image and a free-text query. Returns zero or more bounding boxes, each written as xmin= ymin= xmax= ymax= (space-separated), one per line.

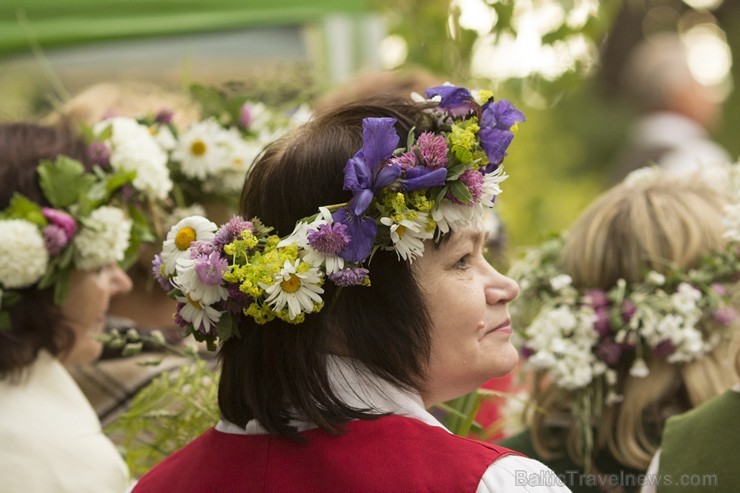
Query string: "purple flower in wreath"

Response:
xmin=335 ymin=118 xmax=402 ymax=262
xmin=343 ymin=117 xmax=402 ymax=216
xmin=479 ymin=99 xmax=526 ymax=172
xmin=328 ymin=267 xmax=370 ymax=287
xmin=425 ymin=85 xmax=478 ymax=117
xmin=307 ymin=222 xmax=351 ymax=256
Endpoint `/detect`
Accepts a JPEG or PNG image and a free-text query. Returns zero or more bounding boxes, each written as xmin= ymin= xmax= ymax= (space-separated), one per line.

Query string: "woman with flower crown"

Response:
xmin=132 ymin=86 xmax=570 ymax=492
xmin=0 ymin=122 xmax=139 ymax=492
xmin=501 ymin=168 xmax=740 ymax=492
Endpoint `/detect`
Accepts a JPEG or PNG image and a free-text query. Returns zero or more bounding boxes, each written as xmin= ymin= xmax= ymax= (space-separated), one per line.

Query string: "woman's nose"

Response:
xmin=485 ymin=269 xmax=520 ymax=305
xmin=108 ymin=264 xmax=133 ymax=295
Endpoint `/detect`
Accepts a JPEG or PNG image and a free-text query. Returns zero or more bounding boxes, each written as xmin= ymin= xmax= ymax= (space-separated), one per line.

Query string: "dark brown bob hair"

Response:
xmin=218 ymin=97 xmax=440 ymax=438
xmin=0 ymin=122 xmax=92 ymax=380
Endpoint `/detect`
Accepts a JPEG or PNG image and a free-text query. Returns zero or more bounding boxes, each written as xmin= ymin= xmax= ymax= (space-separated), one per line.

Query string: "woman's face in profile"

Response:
xmin=413 ymin=224 xmax=520 ymax=406
xmin=60 ymin=264 xmax=133 ymax=366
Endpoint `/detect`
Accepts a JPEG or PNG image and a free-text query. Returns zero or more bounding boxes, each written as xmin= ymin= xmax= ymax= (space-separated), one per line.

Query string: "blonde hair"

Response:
xmin=527 ymin=172 xmax=738 ymax=470
xmin=45 ymin=81 xmax=200 ymax=129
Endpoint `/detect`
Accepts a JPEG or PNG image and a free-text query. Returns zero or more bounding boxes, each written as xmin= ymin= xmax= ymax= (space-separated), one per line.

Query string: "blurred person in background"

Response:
xmin=609 ymin=32 xmax=732 ymax=184
xmin=0 ymin=122 xmax=134 ymax=492
xmin=641 ymin=335 xmax=739 ymax=493
xmin=502 ymin=169 xmax=739 ymax=492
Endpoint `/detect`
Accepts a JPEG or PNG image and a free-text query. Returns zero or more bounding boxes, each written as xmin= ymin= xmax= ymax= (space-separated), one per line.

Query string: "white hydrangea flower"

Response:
xmin=161 ymin=216 xmax=218 ymax=276
xmin=172 ymin=118 xmax=233 ymax=180
xmin=671 ymin=283 xmax=702 ymax=314
xmin=73 ymin=207 xmax=132 ymax=271
xmin=0 ymin=220 xmax=49 ymax=289
xmin=95 ymin=117 xmax=172 ymax=200
xmin=380 ymin=212 xmax=434 ymax=262
xmin=262 ymin=259 xmax=324 ymax=320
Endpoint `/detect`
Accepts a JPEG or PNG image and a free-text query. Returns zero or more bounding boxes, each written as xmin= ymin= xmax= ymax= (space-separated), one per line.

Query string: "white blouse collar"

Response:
xmin=216 ymin=354 xmax=447 ymax=435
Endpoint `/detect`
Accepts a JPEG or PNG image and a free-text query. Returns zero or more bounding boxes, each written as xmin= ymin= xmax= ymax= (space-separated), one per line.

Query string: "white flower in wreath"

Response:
xmin=173 ymin=119 xmax=232 ymax=180
xmin=161 ymin=216 xmax=218 ymax=276
xmin=0 ymin=219 xmax=49 ymax=289
xmin=431 ymin=199 xmax=479 ymax=236
xmin=380 ymin=212 xmax=434 ymax=262
xmin=96 ymin=117 xmax=172 ymax=200
xmin=176 ymin=295 xmax=222 ymax=333
xmin=278 ymin=208 xmax=345 ymax=275
xmin=74 ymin=207 xmax=132 ymax=271
xmin=480 ymin=166 xmax=508 ymax=206
xmin=262 ymin=259 xmax=325 ymax=320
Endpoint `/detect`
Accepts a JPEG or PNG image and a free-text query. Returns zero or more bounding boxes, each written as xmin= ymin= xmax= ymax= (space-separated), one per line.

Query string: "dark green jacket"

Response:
xmin=500 ymin=428 xmax=645 ymax=493
xmin=658 ymin=389 xmax=740 ymax=493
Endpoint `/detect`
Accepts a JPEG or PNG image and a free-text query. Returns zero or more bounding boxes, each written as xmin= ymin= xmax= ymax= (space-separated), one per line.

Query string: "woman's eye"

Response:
xmin=454 ymin=255 xmax=470 ymax=269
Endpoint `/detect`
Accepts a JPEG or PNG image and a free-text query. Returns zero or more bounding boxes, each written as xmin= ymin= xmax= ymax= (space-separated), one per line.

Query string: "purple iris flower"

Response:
xmin=332 ymin=208 xmax=377 ymax=263
xmin=335 ymin=118 xmax=401 ymax=262
xmin=425 ymin=85 xmax=477 ymax=117
xmin=478 ymin=99 xmax=526 ymax=171
xmin=400 ymin=166 xmax=447 ymax=192
xmin=343 ymin=117 xmax=402 ymax=216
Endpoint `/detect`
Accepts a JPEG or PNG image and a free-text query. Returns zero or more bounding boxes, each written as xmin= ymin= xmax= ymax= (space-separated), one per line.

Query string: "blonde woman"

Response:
xmin=641 ymin=314 xmax=740 ymax=493
xmin=502 ymin=169 xmax=739 ymax=492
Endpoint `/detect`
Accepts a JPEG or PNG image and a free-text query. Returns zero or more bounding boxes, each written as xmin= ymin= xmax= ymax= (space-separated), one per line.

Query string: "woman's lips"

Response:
xmin=485 ymin=318 xmax=512 ymax=336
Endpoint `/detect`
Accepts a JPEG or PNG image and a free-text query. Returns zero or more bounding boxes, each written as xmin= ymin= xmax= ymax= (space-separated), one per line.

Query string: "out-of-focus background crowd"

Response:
xmin=2 ymin=0 xmax=738 ymax=250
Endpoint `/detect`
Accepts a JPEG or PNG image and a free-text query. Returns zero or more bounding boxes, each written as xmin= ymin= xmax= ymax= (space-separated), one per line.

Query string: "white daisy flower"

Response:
xmin=176 ymin=295 xmax=223 ymax=333
xmin=161 ymin=216 xmax=218 ymax=275
xmin=74 ymin=206 xmax=132 ymax=271
xmin=262 ymin=259 xmax=324 ymax=320
xmin=480 ymin=166 xmax=508 ymax=206
xmin=172 ymin=119 xmax=232 ymax=180
xmin=0 ymin=220 xmax=49 ymax=289
xmin=380 ymin=212 xmax=434 ymax=262
xmin=149 ymin=124 xmax=177 ymax=151
xmin=172 ymin=256 xmax=229 ymax=306
xmin=431 ymin=199 xmax=478 ymax=236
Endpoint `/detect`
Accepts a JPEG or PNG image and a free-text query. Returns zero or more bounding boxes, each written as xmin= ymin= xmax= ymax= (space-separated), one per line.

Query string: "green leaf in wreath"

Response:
xmin=37 ymin=157 xmax=95 ymax=209
xmin=449 ymin=180 xmax=473 ymax=203
xmin=1 ymin=194 xmax=46 ymax=225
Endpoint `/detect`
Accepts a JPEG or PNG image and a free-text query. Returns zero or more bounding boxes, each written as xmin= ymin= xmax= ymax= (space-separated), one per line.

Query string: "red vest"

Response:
xmin=134 ymin=415 xmax=523 ymax=493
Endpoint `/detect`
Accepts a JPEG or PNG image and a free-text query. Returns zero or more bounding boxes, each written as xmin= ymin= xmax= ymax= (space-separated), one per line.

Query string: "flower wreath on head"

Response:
xmin=0 ymin=156 xmax=152 ymax=329
xmin=154 ymin=85 xmax=526 ymax=350
xmin=508 ymin=166 xmax=740 ymax=464
xmin=85 ymin=86 xmax=311 ymax=219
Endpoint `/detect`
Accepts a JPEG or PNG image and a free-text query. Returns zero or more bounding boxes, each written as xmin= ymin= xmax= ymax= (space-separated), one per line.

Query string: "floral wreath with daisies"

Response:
xmin=153 ymin=84 xmax=526 ymax=349
xmin=508 ymin=166 xmax=740 ymax=463
xmin=0 ymin=156 xmax=152 ymax=329
xmin=84 ymin=86 xmax=311 ymax=221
